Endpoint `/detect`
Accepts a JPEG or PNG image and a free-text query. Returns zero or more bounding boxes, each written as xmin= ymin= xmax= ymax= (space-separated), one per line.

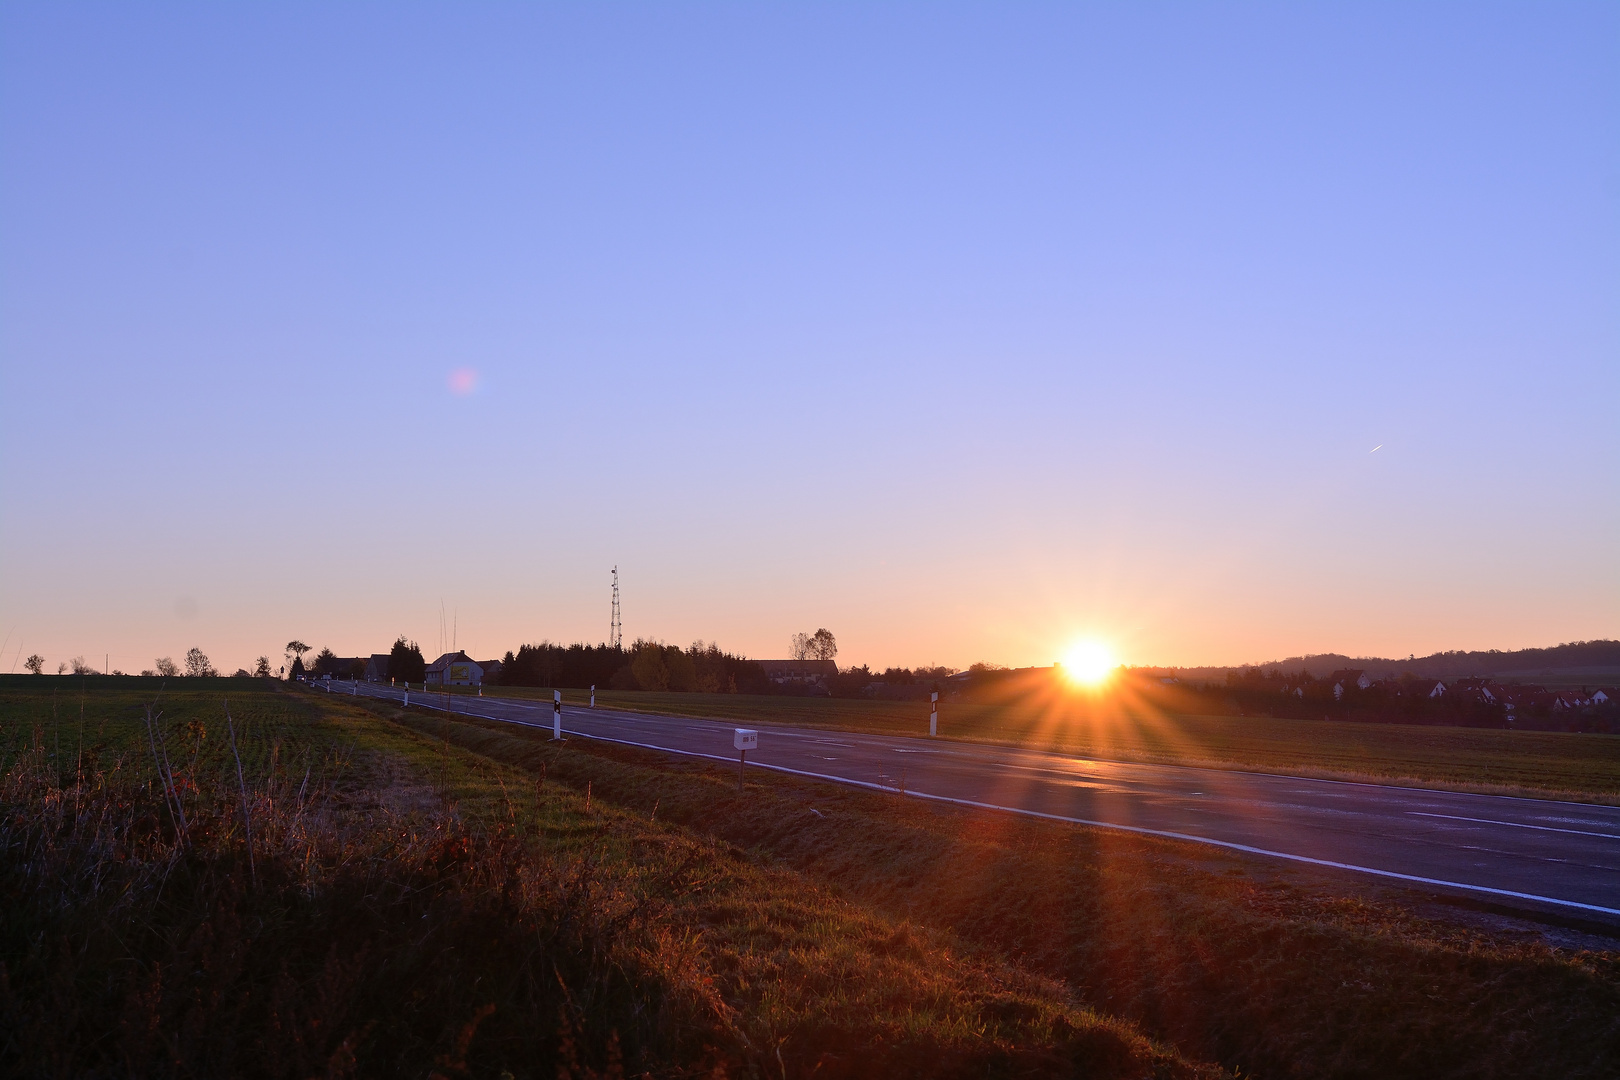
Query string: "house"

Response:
xmin=1328 ymin=669 xmax=1371 ymax=700
xmin=1552 ymin=691 xmax=1589 ymax=710
xmin=426 ymin=651 xmax=488 ymax=687
xmin=1450 ymin=678 xmax=1497 ymax=705
xmin=756 ymin=659 xmax=838 ymax=687
xmin=1593 ymin=689 xmax=1613 ymax=705
xmin=364 ymin=654 xmax=391 ymax=682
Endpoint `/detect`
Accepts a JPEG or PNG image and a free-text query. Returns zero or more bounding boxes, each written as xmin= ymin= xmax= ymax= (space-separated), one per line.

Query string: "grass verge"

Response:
xmin=365 ymin=693 xmax=1620 ymax=1080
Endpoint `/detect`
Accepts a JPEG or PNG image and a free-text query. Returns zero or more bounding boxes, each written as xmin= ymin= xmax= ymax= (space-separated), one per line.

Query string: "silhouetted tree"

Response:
xmin=387 ymin=637 xmax=426 ymax=683
xmin=23 ymin=654 xmax=43 ymax=675
xmin=184 ymin=648 xmax=216 ymax=678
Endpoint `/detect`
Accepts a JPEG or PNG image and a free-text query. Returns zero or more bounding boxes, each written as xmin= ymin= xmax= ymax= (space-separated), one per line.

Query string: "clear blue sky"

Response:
xmin=2 ymin=3 xmax=1615 ymax=675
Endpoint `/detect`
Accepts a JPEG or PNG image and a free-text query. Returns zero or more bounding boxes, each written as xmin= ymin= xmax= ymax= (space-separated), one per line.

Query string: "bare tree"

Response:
xmin=183 ymin=648 xmax=216 ymax=678
xmin=70 ymin=656 xmax=96 ymax=675
xmin=154 ymin=657 xmax=179 ymax=678
xmin=56 ymin=662 xmax=67 ymax=675
xmin=23 ymin=654 xmax=44 ymax=675
xmin=252 ymin=655 xmax=272 ymax=678
xmin=790 ymin=632 xmax=812 ymax=660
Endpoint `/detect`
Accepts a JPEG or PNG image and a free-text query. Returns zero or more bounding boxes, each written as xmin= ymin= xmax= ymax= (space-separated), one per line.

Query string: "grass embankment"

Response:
xmin=0 ymin=681 xmax=1220 ymax=1079
xmin=427 ymin=684 xmax=1620 ymax=801
xmin=356 ymin=695 xmax=1620 ymax=1080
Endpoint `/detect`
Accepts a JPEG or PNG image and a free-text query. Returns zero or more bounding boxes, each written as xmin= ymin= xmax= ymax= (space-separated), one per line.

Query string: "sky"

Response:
xmin=1 ymin=2 xmax=1615 ymax=676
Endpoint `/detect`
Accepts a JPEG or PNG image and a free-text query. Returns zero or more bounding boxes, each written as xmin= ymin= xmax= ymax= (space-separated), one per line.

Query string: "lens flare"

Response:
xmin=1061 ymin=640 xmax=1117 ymax=688
xmin=448 ymin=367 xmax=479 ymax=395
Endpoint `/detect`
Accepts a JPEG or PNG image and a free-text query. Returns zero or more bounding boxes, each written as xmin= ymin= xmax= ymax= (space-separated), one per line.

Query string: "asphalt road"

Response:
xmin=329 ymin=680 xmax=1620 ymax=920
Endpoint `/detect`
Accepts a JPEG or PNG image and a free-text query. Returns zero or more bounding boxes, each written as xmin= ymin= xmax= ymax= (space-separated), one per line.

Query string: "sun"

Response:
xmin=1060 ymin=640 xmax=1117 ymax=688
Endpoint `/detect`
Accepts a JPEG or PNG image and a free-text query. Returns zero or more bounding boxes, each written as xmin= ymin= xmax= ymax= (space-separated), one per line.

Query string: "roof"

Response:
xmin=426 ymin=651 xmax=478 ymax=672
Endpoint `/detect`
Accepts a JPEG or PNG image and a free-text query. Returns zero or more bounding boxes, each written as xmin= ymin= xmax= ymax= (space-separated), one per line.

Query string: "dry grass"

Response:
xmin=382 ymin=697 xmax=1620 ymax=1080
xmin=0 ymin=681 xmax=1220 ymax=1079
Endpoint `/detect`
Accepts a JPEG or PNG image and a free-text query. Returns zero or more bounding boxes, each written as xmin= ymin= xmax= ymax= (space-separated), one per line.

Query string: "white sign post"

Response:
xmin=552 ymin=689 xmax=564 ymax=741
xmin=590 ymin=685 xmax=596 ymax=708
xmin=734 ymin=728 xmax=757 ymax=791
xmin=929 ymin=691 xmax=939 ymax=737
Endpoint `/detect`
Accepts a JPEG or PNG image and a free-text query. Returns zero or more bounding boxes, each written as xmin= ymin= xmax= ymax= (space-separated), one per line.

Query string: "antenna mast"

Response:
xmin=610 ymin=566 xmax=622 ymax=649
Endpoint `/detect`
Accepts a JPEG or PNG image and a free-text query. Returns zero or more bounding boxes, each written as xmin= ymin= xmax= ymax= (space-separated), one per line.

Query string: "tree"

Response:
xmin=285 ymin=640 xmax=311 ymax=671
xmin=253 ymin=656 xmax=272 ymax=678
xmin=791 ymin=629 xmax=837 ymax=661
xmin=311 ymin=647 xmax=342 ymax=678
xmin=630 ymin=642 xmax=671 ymax=691
xmin=184 ymin=648 xmax=216 ymax=678
xmin=809 ymin=628 xmax=837 ymax=662
xmin=70 ymin=656 xmax=97 ymax=675
xmin=23 ymin=654 xmax=43 ymax=675
xmin=154 ymin=656 xmax=179 ymax=678
xmin=387 ymin=637 xmax=426 ymax=683
xmin=290 ymin=656 xmax=306 ymax=680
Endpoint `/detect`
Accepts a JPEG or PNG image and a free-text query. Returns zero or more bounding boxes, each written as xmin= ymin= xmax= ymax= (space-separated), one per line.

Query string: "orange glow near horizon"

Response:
xmin=1060 ymin=640 xmax=1118 ymax=688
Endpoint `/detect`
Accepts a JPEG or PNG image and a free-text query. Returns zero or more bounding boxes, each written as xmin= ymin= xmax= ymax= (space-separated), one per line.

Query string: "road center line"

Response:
xmin=1407 ymin=811 xmax=1620 ymax=841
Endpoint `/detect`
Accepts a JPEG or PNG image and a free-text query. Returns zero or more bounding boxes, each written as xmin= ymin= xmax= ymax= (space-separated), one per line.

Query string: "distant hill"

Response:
xmin=1160 ymin=640 xmax=1620 ymax=683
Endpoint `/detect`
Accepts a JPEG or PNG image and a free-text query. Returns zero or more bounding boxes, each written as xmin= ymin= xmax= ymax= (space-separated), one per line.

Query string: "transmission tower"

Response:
xmin=609 ymin=566 xmax=622 ymax=649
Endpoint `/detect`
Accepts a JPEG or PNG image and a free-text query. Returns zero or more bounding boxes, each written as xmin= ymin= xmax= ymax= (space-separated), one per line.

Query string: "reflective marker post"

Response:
xmin=590 ymin=685 xmax=596 ymax=708
xmin=552 ymin=690 xmax=564 ymax=741
xmin=929 ymin=691 xmax=939 ymax=737
xmin=734 ymin=728 xmax=757 ymax=792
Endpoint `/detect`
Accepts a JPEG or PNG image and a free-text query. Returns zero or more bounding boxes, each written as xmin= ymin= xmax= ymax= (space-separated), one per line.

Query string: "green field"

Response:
xmin=402 ymin=683 xmax=1620 ymax=801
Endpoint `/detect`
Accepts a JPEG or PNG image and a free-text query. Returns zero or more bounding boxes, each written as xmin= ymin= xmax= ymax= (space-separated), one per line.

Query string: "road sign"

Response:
xmin=734 ymin=728 xmax=757 ymax=790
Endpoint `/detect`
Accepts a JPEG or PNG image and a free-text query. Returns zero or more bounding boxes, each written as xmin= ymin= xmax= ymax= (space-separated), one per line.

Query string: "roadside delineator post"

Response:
xmin=404 ymin=687 xmax=409 ymax=707
xmin=929 ymin=691 xmax=939 ymax=737
xmin=590 ymin=685 xmax=596 ymax=708
xmin=552 ymin=690 xmax=564 ymax=741
xmin=734 ymin=728 xmax=757 ymax=792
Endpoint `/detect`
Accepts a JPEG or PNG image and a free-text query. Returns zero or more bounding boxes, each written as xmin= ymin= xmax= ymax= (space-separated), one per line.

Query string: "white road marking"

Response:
xmin=1407 ymin=812 xmax=1620 ymax=841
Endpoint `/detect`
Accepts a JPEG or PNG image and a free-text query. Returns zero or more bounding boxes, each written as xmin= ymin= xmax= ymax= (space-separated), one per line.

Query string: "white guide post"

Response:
xmin=552 ymin=689 xmax=563 ymax=741
xmin=930 ymin=691 xmax=939 ymax=737
xmin=404 ymin=687 xmax=409 ymax=707
xmin=590 ymin=685 xmax=596 ymax=708
xmin=734 ymin=728 xmax=757 ymax=791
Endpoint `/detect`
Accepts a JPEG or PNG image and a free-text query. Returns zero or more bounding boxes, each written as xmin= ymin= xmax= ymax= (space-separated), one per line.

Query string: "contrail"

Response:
xmin=1370 ymin=445 xmax=1382 ymax=453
